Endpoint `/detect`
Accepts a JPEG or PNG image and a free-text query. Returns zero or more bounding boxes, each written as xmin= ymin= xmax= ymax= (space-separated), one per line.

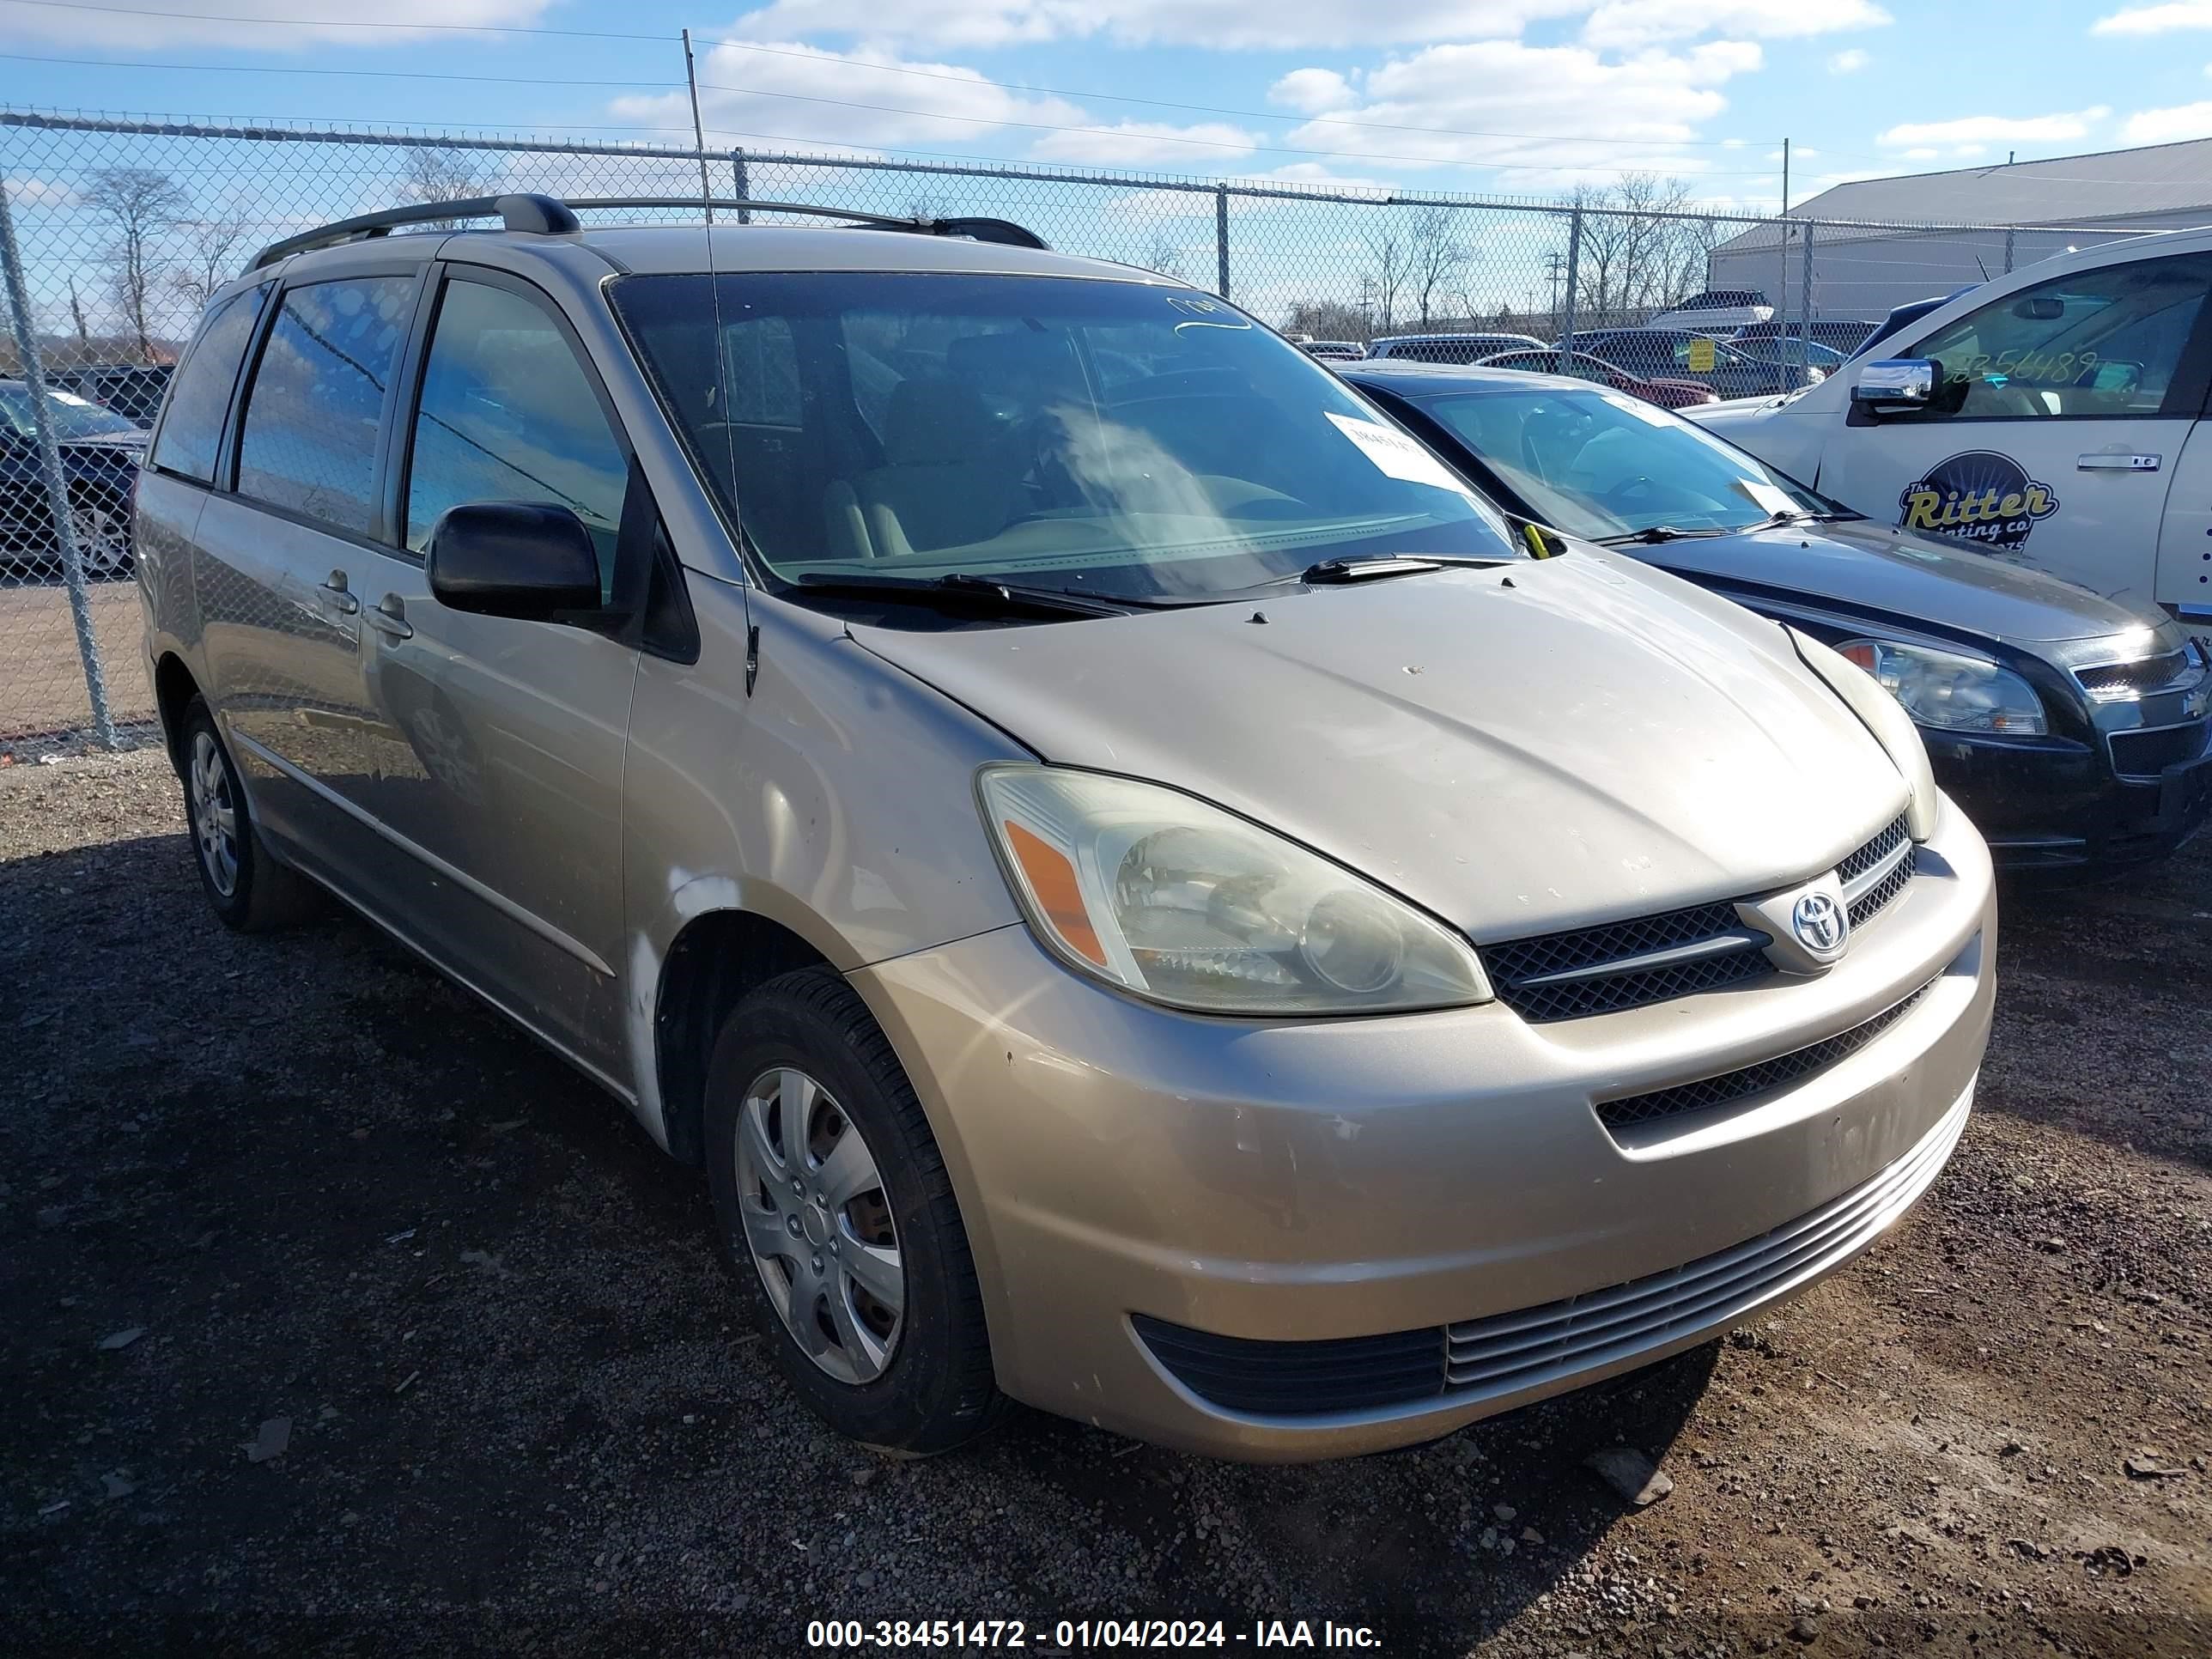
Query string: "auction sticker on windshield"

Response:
xmin=1325 ymin=411 xmax=1476 ymax=496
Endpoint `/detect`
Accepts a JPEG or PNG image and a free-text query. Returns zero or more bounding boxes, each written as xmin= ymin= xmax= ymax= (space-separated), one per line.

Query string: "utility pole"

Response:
xmin=1780 ymin=137 xmax=1790 ymax=219
xmin=682 ymin=29 xmax=714 ymax=225
xmin=1544 ymin=250 xmax=1565 ymax=335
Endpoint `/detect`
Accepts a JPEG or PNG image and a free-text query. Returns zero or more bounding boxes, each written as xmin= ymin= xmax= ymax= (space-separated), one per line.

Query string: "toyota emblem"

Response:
xmin=1791 ymin=890 xmax=1847 ymax=956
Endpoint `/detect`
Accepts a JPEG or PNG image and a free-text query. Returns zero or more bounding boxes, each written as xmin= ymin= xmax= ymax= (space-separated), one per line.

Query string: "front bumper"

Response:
xmin=1927 ymin=726 xmax=2212 ymax=874
xmin=853 ymin=800 xmax=1996 ymax=1462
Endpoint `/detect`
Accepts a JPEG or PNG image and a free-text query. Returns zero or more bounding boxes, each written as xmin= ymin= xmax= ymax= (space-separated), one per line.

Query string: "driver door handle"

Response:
xmin=2076 ymin=453 xmax=2160 ymax=471
xmin=365 ymin=595 xmax=413 ymax=640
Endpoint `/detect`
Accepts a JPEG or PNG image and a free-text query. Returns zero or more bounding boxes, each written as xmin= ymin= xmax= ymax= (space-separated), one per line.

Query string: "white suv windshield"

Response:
xmin=612 ymin=271 xmax=1514 ymax=602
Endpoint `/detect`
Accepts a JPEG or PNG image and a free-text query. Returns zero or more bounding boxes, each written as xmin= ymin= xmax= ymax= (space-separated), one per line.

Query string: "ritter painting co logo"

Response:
xmin=1897 ymin=450 xmax=2060 ymax=550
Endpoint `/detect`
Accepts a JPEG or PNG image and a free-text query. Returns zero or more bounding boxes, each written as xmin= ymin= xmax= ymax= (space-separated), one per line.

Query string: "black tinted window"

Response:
xmin=149 ymin=285 xmax=267 ymax=483
xmin=237 ymin=276 xmax=416 ymax=534
xmin=404 ymin=279 xmax=629 ymax=595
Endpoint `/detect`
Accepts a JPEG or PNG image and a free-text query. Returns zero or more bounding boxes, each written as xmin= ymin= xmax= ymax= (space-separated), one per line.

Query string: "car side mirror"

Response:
xmin=1850 ymin=358 xmax=1940 ymax=413
xmin=427 ymin=501 xmax=602 ymax=622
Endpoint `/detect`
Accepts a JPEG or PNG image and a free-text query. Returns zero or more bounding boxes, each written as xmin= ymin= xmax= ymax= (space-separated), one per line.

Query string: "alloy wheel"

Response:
xmin=68 ymin=498 xmax=131 ymax=579
xmin=733 ymin=1065 xmax=905 ymax=1385
xmin=188 ymin=730 xmax=239 ymax=897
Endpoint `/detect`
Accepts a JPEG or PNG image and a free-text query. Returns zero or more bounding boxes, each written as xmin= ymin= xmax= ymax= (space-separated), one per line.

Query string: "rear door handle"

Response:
xmin=317 ymin=574 xmax=359 ymax=615
xmin=366 ymin=596 xmax=413 ymax=640
xmin=2076 ymin=453 xmax=2160 ymax=471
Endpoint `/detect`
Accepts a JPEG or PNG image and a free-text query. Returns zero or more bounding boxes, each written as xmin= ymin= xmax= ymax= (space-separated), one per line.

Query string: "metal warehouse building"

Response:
xmin=1707 ymin=137 xmax=2212 ymax=328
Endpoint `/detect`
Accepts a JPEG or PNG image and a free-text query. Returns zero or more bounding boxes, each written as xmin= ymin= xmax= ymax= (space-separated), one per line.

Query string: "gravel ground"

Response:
xmin=3 ymin=749 xmax=2208 ymax=1658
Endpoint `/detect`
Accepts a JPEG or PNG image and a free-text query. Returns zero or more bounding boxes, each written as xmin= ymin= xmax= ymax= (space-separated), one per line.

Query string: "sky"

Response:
xmin=7 ymin=0 xmax=2212 ymax=212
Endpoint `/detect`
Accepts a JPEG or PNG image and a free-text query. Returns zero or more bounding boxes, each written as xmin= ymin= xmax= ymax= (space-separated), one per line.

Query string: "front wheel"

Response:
xmin=68 ymin=489 xmax=133 ymax=580
xmin=705 ymin=967 xmax=1004 ymax=1455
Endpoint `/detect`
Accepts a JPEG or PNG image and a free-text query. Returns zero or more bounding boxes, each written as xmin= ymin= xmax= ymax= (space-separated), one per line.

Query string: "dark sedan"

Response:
xmin=1344 ymin=361 xmax=2212 ymax=875
xmin=0 ymin=380 xmax=143 ymax=580
xmin=1559 ymin=327 xmax=1821 ymax=398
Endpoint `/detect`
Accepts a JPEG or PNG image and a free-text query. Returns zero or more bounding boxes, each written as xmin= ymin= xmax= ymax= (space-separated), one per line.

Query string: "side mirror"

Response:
xmin=427 ymin=501 xmax=602 ymax=622
xmin=1850 ymin=358 xmax=1939 ymax=411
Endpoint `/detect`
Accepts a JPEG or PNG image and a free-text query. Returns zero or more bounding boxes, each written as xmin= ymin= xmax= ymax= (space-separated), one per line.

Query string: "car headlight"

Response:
xmin=978 ymin=765 xmax=1491 ymax=1015
xmin=1790 ymin=630 xmax=1940 ymax=841
xmin=1836 ymin=638 xmax=2046 ymax=738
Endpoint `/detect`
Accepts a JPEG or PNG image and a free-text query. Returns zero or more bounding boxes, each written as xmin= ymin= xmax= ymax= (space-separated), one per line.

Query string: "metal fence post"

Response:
xmin=732 ymin=149 xmax=750 ymax=222
xmin=2003 ymin=227 xmax=2015 ymax=275
xmin=0 ymin=175 xmax=115 ymax=749
xmin=1558 ymin=206 xmax=1582 ymax=362
xmin=1796 ymin=222 xmax=1815 ymax=392
xmin=1214 ymin=186 xmax=1230 ymax=299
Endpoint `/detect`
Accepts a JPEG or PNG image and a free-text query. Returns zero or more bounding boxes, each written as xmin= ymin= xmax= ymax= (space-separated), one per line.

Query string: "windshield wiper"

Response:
xmin=1299 ymin=553 xmax=1514 ymax=585
xmin=790 ymin=572 xmax=1135 ymax=618
xmin=1595 ymin=524 xmax=1732 ymax=545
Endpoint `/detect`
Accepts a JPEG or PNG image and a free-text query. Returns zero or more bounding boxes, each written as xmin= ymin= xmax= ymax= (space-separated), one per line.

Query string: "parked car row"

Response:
xmin=0 ymin=378 xmax=144 ymax=578
xmin=137 ymin=191 xmax=2007 ymax=1468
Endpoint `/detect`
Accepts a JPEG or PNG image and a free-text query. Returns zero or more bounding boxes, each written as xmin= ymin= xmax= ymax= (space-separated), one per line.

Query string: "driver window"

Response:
xmin=405 ymin=278 xmax=629 ymax=596
xmin=1906 ymin=253 xmax=2211 ymax=419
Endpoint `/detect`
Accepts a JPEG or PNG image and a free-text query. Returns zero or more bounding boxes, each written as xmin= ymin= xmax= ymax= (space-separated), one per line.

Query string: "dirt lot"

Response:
xmin=3 ymin=750 xmax=2208 ymax=1658
xmin=0 ymin=579 xmax=155 ymax=741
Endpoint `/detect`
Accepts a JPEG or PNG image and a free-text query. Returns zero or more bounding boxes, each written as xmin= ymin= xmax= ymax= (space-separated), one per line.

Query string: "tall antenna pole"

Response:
xmin=683 ymin=29 xmax=714 ymax=226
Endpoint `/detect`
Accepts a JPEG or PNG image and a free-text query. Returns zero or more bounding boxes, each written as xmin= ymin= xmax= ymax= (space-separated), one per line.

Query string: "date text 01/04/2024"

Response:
xmin=804 ymin=1619 xmax=1386 ymax=1650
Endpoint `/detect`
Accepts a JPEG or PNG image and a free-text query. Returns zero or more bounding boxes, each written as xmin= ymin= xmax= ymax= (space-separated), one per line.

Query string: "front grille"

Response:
xmin=1132 ymin=1097 xmax=1969 ymax=1419
xmin=1847 ymin=842 xmax=1916 ymax=929
xmin=1485 ymin=814 xmax=1912 ymax=1024
xmin=1595 ymin=979 xmax=1936 ymax=1133
xmin=1836 ymin=814 xmax=1909 ymax=885
xmin=2075 ymin=651 xmax=2190 ymax=698
xmin=2111 ymin=721 xmax=2212 ymax=779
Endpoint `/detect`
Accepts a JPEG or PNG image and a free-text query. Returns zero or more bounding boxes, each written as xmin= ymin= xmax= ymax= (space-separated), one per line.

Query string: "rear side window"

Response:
xmin=149 ymin=284 xmax=268 ymax=483
xmin=236 ymin=276 xmax=416 ymax=535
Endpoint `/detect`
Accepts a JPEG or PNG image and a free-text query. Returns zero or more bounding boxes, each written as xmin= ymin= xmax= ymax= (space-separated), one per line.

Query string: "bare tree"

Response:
xmin=1283 ymin=298 xmax=1369 ymax=343
xmin=68 ymin=277 xmax=90 ymax=347
xmin=82 ymin=167 xmax=187 ymax=362
xmin=1408 ymin=207 xmax=1470 ymax=328
xmin=172 ymin=210 xmax=254 ymax=313
xmin=1136 ymin=235 xmax=1187 ymax=281
xmin=397 ymin=148 xmax=500 ymax=229
xmin=1361 ymin=228 xmax=1407 ymax=333
xmin=1568 ymin=174 xmax=1713 ymax=329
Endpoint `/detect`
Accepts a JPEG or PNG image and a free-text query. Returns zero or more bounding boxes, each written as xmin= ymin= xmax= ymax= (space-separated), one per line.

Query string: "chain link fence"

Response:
xmin=0 ymin=107 xmax=2169 ymax=744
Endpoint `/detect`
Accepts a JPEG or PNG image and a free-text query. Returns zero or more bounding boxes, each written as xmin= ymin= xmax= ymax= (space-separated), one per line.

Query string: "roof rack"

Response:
xmin=249 ymin=191 xmax=1046 ymax=270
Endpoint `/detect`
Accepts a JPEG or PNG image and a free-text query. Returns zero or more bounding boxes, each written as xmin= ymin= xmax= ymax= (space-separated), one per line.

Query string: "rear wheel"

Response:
xmin=705 ymin=967 xmax=1004 ymax=1455
xmin=179 ymin=696 xmax=321 ymax=931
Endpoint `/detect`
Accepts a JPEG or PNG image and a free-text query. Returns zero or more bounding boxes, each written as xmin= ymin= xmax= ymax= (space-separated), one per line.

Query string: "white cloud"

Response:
xmin=2094 ymin=2 xmax=2212 ymax=33
xmin=1900 ymin=146 xmax=1939 ymax=160
xmin=729 ymin=0 xmax=1586 ymax=50
xmin=0 ymin=0 xmax=548 ymax=49
xmin=1273 ymin=38 xmax=1761 ymax=185
xmin=611 ymin=40 xmax=1084 ymax=152
xmin=1030 ymin=119 xmax=1260 ymax=164
xmin=1269 ymin=68 xmax=1359 ymax=114
xmin=4 ymin=177 xmax=76 ymax=208
xmin=1876 ymin=108 xmax=2110 ymax=148
xmin=1583 ymin=0 xmax=1888 ymax=50
xmin=2124 ymin=100 xmax=2212 ymax=143
xmin=1829 ymin=47 xmax=1870 ymax=72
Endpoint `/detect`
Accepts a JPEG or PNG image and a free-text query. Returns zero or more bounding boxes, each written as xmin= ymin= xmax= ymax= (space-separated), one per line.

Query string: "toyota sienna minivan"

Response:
xmin=136 ymin=193 xmax=1996 ymax=1462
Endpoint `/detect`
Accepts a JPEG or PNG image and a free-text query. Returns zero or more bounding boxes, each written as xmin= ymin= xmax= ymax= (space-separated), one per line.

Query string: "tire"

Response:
xmin=178 ymin=696 xmax=322 ymax=932
xmin=705 ymin=966 xmax=1005 ymax=1456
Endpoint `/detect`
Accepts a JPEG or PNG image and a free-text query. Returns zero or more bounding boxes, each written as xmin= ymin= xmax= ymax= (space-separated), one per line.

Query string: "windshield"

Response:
xmin=1414 ymin=384 xmax=1826 ymax=541
xmin=0 ymin=383 xmax=140 ymax=441
xmin=611 ymin=271 xmax=1515 ymax=603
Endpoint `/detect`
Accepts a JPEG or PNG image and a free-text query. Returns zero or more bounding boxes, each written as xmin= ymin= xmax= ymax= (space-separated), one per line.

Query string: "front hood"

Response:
xmin=856 ymin=553 xmax=1908 ymax=939
xmin=1682 ymin=391 xmax=1804 ymax=427
xmin=1634 ymin=519 xmax=2160 ymax=647
xmin=57 ymin=432 xmax=146 ymax=459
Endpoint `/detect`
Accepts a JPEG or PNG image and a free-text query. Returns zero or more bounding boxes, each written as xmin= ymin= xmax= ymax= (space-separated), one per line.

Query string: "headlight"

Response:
xmin=1790 ymin=630 xmax=1940 ymax=841
xmin=1837 ymin=639 xmax=2046 ymax=737
xmin=978 ymin=765 xmax=1491 ymax=1015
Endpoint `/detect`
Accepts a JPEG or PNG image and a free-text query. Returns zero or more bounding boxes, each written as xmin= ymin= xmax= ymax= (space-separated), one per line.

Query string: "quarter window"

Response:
xmin=235 ymin=276 xmax=416 ymax=534
xmin=148 ymin=283 xmax=268 ymax=483
xmin=1905 ymin=253 xmax=2212 ymax=419
xmin=404 ymin=278 xmax=629 ymax=595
